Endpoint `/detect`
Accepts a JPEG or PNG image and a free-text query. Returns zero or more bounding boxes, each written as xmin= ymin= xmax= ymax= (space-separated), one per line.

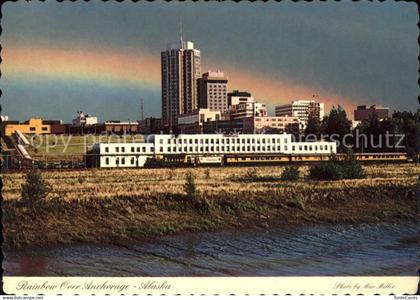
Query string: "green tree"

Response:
xmin=342 ymin=149 xmax=365 ymax=179
xmin=21 ymin=169 xmax=51 ymax=204
xmin=322 ymin=106 xmax=352 ymax=152
xmin=304 ymin=115 xmax=322 ymax=140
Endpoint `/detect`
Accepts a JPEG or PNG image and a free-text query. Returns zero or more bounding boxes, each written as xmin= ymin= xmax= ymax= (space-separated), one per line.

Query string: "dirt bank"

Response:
xmin=3 ymin=177 xmax=417 ymax=250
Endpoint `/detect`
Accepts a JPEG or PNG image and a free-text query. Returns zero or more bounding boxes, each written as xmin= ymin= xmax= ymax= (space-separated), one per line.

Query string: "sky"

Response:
xmin=0 ymin=1 xmax=418 ymax=122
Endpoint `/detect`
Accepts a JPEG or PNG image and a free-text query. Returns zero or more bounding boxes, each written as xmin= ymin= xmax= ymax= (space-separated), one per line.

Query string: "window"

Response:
xmin=105 ymin=157 xmax=109 ymax=165
xmin=116 ymin=147 xmax=119 ymax=153
xmin=30 ymin=127 xmax=36 ymax=131
xmin=116 ymin=158 xmax=120 ymax=165
xmin=121 ymin=158 xmax=125 ymax=165
xmin=105 ymin=147 xmax=109 ymax=153
xmin=131 ymin=147 xmax=135 ymax=152
xmin=121 ymin=147 xmax=125 ymax=153
xmin=137 ymin=147 xmax=140 ymax=152
xmin=160 ymin=147 xmax=163 ymax=152
xmin=42 ymin=127 xmax=48 ymax=131
xmin=131 ymin=157 xmax=135 ymax=164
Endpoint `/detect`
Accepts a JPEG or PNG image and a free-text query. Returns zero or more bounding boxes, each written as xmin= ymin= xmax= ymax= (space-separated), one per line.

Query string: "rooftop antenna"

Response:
xmin=140 ymin=97 xmax=144 ymax=121
xmin=180 ymin=16 xmax=183 ymax=44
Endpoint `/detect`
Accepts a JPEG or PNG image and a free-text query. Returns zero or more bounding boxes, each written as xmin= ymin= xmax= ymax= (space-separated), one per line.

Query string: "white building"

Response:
xmin=72 ymin=111 xmax=98 ymax=126
xmin=1 ymin=115 xmax=9 ymax=122
xmin=275 ymin=100 xmax=325 ymax=128
xmin=90 ymin=133 xmax=336 ymax=168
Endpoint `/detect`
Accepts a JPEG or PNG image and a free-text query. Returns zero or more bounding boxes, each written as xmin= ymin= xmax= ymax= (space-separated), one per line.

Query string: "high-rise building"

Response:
xmin=354 ymin=105 xmax=390 ymax=121
xmin=275 ymin=100 xmax=324 ymax=128
xmin=161 ymin=40 xmax=201 ymax=128
xmin=197 ymin=71 xmax=228 ymax=112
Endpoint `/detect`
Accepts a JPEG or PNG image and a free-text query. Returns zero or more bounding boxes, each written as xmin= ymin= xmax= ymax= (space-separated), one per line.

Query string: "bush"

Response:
xmin=281 ymin=166 xmax=300 ymax=181
xmin=204 ymin=169 xmax=210 ymax=179
xmin=78 ymin=176 xmax=85 ymax=185
xmin=21 ymin=169 xmax=51 ymax=204
xmin=308 ymin=151 xmax=365 ymax=181
xmin=244 ymin=168 xmax=258 ymax=181
xmin=342 ymin=149 xmax=365 ymax=179
xmin=309 ymin=158 xmax=344 ymax=181
xmin=184 ymin=171 xmax=197 ymax=202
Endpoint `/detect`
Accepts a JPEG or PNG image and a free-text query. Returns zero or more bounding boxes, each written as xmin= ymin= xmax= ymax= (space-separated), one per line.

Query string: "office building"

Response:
xmin=72 ymin=111 xmax=98 ymax=127
xmin=227 ymin=90 xmax=253 ymax=108
xmin=161 ymin=40 xmax=201 ymax=128
xmin=197 ymin=71 xmax=228 ymax=112
xmin=177 ymin=109 xmax=222 ymax=134
xmin=275 ymin=100 xmax=325 ymax=128
xmin=354 ymin=105 xmax=390 ymax=121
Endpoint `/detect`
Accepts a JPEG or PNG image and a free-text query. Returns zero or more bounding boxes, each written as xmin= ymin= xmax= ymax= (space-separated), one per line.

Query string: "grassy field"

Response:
xmin=3 ymin=163 xmax=419 ymax=249
xmin=0 ymin=134 xmax=145 ymax=162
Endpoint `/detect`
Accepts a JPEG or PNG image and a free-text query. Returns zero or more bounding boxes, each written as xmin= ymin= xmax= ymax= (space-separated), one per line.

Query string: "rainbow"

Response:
xmin=3 ymin=43 xmax=360 ymax=115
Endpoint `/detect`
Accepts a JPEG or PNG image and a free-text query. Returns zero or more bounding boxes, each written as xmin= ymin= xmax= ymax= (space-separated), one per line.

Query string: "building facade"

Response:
xmin=138 ymin=117 xmax=163 ymax=134
xmin=4 ymin=118 xmax=52 ymax=136
xmin=242 ymin=116 xmax=301 ymax=134
xmin=177 ymin=109 xmax=222 ymax=134
xmin=230 ymin=101 xmax=267 ymax=119
xmin=161 ymin=40 xmax=201 ymax=128
xmin=72 ymin=111 xmax=98 ymax=126
xmin=197 ymin=71 xmax=228 ymax=112
xmin=275 ymin=100 xmax=325 ymax=128
xmin=227 ymin=90 xmax=253 ymax=108
xmin=90 ymin=133 xmax=336 ymax=168
xmin=354 ymin=105 xmax=390 ymax=121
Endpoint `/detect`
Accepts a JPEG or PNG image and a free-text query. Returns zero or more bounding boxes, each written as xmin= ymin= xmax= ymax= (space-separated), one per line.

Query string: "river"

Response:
xmin=5 ymin=222 xmax=419 ymax=276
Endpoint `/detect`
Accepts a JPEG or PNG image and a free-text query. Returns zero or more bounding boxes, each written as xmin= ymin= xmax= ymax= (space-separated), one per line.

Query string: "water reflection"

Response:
xmin=5 ymin=222 xmax=419 ymax=276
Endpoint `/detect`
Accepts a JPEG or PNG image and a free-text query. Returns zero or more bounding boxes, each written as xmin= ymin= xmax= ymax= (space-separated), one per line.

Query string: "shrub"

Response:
xmin=204 ymin=168 xmax=210 ymax=179
xmin=342 ymin=149 xmax=365 ymax=179
xmin=184 ymin=171 xmax=197 ymax=202
xmin=309 ymin=159 xmax=344 ymax=181
xmin=281 ymin=166 xmax=300 ymax=181
xmin=21 ymin=169 xmax=51 ymax=204
xmin=78 ymin=176 xmax=85 ymax=185
xmin=244 ymin=168 xmax=258 ymax=181
xmin=309 ymin=151 xmax=365 ymax=181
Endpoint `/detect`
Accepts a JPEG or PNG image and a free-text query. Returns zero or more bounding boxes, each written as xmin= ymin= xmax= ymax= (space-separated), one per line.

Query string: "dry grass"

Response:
xmin=2 ymin=163 xmax=418 ymax=203
xmin=3 ymin=163 xmax=418 ymax=249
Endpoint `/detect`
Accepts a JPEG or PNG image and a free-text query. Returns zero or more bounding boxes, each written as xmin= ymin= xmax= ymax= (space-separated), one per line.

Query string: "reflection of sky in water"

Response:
xmin=5 ymin=222 xmax=419 ymax=276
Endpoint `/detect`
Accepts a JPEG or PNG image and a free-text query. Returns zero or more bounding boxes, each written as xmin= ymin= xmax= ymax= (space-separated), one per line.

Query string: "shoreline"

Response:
xmin=3 ymin=177 xmax=417 ymax=250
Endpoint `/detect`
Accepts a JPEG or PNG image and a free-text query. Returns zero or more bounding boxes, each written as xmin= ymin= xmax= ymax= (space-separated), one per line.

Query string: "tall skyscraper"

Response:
xmin=161 ymin=40 xmax=201 ymax=128
xmin=197 ymin=71 xmax=228 ymax=112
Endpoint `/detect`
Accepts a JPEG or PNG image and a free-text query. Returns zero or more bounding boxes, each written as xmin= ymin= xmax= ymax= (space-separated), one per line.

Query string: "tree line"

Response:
xmin=304 ymin=105 xmax=419 ymax=159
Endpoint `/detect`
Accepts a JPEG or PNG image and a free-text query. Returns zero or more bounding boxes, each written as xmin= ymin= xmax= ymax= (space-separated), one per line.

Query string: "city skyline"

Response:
xmin=0 ymin=1 xmax=417 ymax=122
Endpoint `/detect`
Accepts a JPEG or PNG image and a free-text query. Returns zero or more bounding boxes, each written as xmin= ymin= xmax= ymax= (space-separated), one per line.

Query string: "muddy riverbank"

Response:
xmin=3 ymin=173 xmax=417 ymax=250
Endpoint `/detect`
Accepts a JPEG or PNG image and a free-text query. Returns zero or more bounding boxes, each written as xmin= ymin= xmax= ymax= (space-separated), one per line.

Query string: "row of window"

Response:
xmin=159 ymin=137 xmax=289 ymax=145
xmin=104 ymin=146 xmax=154 ymax=153
xmin=28 ymin=127 xmax=48 ymax=131
xmin=104 ymin=157 xmax=137 ymax=165
xmin=156 ymin=144 xmax=332 ymax=153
